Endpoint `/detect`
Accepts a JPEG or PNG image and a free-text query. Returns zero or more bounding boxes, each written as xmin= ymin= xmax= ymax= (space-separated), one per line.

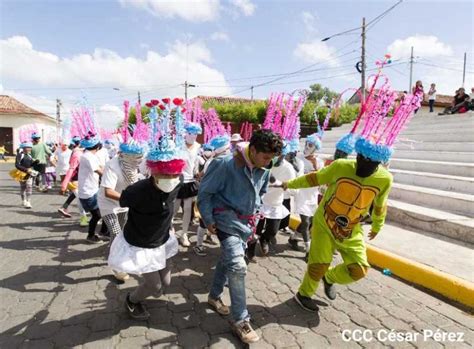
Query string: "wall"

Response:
xmin=0 ymin=114 xmax=57 ymax=150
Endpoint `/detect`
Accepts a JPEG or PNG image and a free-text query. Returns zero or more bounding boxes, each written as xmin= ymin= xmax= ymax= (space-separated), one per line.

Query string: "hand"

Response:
xmin=281 ymin=181 xmax=289 ymax=191
xmin=27 ymin=168 xmax=33 ymax=174
xmin=59 ymin=189 xmax=66 ymax=195
xmin=368 ymin=231 xmax=378 ymax=240
xmin=207 ymin=224 xmax=217 ymax=235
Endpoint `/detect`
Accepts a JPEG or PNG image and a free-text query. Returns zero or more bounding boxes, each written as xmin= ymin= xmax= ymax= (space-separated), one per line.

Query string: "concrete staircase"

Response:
xmin=317 ymin=112 xmax=474 ymax=245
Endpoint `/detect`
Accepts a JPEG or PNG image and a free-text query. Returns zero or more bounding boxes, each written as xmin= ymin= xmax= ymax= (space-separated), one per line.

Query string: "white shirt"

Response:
xmin=96 ymin=147 xmax=109 ymax=168
xmin=261 ymin=160 xmax=296 ymax=219
xmin=294 ymin=155 xmax=324 ymax=217
xmin=98 ymin=157 xmax=128 ymax=216
xmin=78 ymin=151 xmax=100 ymax=199
xmin=55 ymin=148 xmax=72 ymax=176
xmin=182 ymin=142 xmax=201 ymax=183
xmin=428 ymin=89 xmax=436 ymax=100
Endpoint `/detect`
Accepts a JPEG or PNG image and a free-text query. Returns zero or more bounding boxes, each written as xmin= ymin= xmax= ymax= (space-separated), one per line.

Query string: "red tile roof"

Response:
xmin=0 ymin=95 xmax=54 ymax=120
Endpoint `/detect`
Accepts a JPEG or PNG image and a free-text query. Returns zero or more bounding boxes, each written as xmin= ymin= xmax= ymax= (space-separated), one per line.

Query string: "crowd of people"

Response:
xmin=10 ymin=60 xmax=424 ymax=344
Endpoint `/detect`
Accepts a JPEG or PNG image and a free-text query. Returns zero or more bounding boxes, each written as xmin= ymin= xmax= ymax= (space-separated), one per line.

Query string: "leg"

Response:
xmin=20 ymin=181 xmax=26 ymax=202
xmin=62 ymin=192 xmax=76 ymax=209
xmin=24 ymin=178 xmax=33 ymax=204
xmin=181 ymin=197 xmax=194 ymax=234
xmin=261 ymin=218 xmax=281 ymax=253
xmin=87 ymin=208 xmax=101 ymax=238
xmin=130 ymin=267 xmax=170 ymax=303
xmin=279 ymin=199 xmax=291 ymax=230
xmin=296 ymin=215 xmax=312 ymax=251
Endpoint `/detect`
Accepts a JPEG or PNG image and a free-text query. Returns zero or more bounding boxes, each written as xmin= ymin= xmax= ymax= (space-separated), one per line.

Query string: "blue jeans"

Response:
xmin=209 ymin=232 xmax=249 ymax=323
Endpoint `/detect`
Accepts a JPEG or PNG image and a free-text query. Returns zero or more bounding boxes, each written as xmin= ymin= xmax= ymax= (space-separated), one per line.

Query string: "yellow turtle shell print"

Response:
xmin=324 ymin=178 xmax=379 ymax=241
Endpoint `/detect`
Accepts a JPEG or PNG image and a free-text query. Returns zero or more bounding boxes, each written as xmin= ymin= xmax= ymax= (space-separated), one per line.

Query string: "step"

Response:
xmin=320 ymin=147 xmax=473 ymax=162
xmin=321 ymin=132 xmax=473 ymax=143
xmin=389 ymin=183 xmax=474 ymax=217
xmin=387 ymin=158 xmax=474 ymax=177
xmin=366 ymin=222 xmax=474 ymax=282
xmin=390 ymin=169 xmax=474 ymax=195
xmin=386 ymin=199 xmax=474 ymax=244
xmin=322 ymin=141 xmax=474 ymax=152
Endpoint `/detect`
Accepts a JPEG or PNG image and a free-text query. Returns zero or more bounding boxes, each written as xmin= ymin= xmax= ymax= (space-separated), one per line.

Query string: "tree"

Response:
xmin=307 ymin=84 xmax=339 ymax=105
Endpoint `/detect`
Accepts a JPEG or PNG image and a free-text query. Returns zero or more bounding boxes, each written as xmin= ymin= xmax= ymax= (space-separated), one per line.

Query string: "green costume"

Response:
xmin=287 ymin=159 xmax=392 ymax=297
xmin=31 ymin=143 xmax=51 ymax=164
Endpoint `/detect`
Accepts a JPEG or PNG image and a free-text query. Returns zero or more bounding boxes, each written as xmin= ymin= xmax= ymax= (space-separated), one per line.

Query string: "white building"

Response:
xmin=0 ymin=95 xmax=58 ymax=154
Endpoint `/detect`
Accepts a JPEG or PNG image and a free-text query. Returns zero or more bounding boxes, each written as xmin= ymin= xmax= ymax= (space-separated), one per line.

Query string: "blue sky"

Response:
xmin=1 ymin=0 xmax=473 ymax=127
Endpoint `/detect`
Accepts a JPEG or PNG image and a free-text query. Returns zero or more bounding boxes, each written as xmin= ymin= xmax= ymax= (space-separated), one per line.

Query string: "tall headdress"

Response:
xmin=118 ymin=101 xmax=149 ymax=155
xmin=69 ymin=98 xmax=101 ymax=149
xmin=146 ymin=98 xmax=187 ymax=175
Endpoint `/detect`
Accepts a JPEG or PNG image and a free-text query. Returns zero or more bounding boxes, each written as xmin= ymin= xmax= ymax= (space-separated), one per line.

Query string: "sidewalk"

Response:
xmin=0 ymin=163 xmax=472 ymax=348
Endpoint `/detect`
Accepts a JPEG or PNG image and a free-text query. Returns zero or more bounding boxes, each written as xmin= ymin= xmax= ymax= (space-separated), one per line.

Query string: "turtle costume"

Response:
xmin=287 ymin=56 xmax=423 ymax=306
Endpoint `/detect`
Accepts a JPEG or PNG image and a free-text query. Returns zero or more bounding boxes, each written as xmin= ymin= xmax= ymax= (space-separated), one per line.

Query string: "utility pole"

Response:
xmin=56 ymin=98 xmax=62 ymax=143
xmin=184 ymin=81 xmax=196 ymax=102
xmin=251 ymin=86 xmax=254 ymax=101
xmin=361 ymin=17 xmax=366 ymax=101
xmin=409 ymin=46 xmax=414 ymax=92
xmin=462 ymin=52 xmax=467 ymax=88
xmin=137 ymin=91 xmax=141 ymax=104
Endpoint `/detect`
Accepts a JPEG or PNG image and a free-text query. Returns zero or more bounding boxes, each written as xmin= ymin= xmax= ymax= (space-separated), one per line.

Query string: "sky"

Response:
xmin=1 ymin=0 xmax=473 ymax=128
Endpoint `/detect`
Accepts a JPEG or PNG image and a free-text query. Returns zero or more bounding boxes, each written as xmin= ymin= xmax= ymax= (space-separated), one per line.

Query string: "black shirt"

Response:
xmin=120 ymin=177 xmax=181 ymax=248
xmin=15 ymin=152 xmax=34 ymax=172
xmin=454 ymin=93 xmax=469 ymax=106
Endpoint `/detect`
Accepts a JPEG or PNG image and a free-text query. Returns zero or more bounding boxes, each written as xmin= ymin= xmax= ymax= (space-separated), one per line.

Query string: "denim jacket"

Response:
xmin=197 ymin=146 xmax=271 ymax=241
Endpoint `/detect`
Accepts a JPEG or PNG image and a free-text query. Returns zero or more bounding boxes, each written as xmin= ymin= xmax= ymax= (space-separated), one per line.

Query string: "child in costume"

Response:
xmin=99 ymin=101 xmax=148 ymax=281
xmin=283 ymin=57 xmax=423 ymax=312
xmin=108 ymin=99 xmax=185 ymax=320
xmin=14 ymin=138 xmax=38 ymax=209
xmin=194 ymin=135 xmax=230 ymax=256
xmin=174 ymin=120 xmax=202 ymax=247
xmin=198 ymin=129 xmax=283 ymax=344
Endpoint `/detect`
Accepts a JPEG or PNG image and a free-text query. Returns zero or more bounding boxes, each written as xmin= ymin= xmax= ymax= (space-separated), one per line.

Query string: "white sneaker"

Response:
xmin=25 ymin=201 xmax=32 ymax=209
xmin=113 ymin=270 xmax=130 ymax=281
xmin=22 ymin=199 xmax=27 ymax=207
xmin=179 ymin=233 xmax=191 ymax=247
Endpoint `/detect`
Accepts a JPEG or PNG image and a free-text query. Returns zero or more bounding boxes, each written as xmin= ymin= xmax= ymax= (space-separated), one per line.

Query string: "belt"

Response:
xmin=213 ymin=207 xmax=263 ymax=241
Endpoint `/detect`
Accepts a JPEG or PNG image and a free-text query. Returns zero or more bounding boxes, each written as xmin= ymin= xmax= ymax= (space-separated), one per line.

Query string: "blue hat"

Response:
xmin=119 ymin=142 xmax=145 ymax=155
xmin=209 ymin=135 xmax=230 ymax=151
xmin=355 ymin=137 xmax=392 ymax=163
xmin=184 ymin=122 xmax=202 ymax=135
xmin=281 ymin=141 xmax=291 ymax=156
xmin=31 ymin=132 xmax=41 ymax=139
xmin=289 ymin=138 xmax=300 ymax=153
xmin=20 ymin=141 xmax=33 ymax=148
xmin=202 ymin=143 xmax=214 ymax=151
xmin=306 ymin=134 xmax=322 ymax=150
xmin=335 ymin=133 xmax=357 ymax=155
xmin=80 ymin=134 xmax=100 ymax=149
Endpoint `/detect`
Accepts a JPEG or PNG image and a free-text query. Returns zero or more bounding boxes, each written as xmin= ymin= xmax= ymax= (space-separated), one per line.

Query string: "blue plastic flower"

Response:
xmin=355 ymin=137 xmax=393 ymax=163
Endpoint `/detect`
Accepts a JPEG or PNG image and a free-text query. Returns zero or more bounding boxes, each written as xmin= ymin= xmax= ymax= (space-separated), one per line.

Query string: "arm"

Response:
xmin=285 ymin=160 xmax=338 ymax=190
xmin=101 ymin=164 xmax=120 ymax=201
xmin=369 ymin=175 xmax=393 ymax=238
xmin=61 ymin=153 xmax=80 ymax=191
xmin=105 ymin=188 xmax=121 ymax=201
xmin=197 ymin=159 xmax=226 ymax=229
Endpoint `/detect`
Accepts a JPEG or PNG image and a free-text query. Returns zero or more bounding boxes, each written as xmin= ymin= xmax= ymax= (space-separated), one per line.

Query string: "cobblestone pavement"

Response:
xmin=0 ymin=164 xmax=472 ymax=349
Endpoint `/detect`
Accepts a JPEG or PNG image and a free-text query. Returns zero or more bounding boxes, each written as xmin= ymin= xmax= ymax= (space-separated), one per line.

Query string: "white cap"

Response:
xmin=231 ymin=133 xmax=243 ymax=142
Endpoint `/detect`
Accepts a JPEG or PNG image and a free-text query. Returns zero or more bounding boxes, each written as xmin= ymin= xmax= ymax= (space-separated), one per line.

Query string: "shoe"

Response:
xmin=323 ymin=276 xmax=337 ymax=300
xmin=86 ymin=235 xmax=104 ymax=244
xmin=79 ymin=216 xmax=89 ymax=227
xmin=204 ymin=234 xmax=218 ymax=245
xmin=208 ymin=296 xmax=230 ymax=315
xmin=125 ymin=293 xmax=150 ymax=320
xmin=113 ymin=270 xmax=130 ymax=281
xmin=179 ymin=233 xmax=191 ymax=247
xmin=193 ymin=245 xmax=207 ymax=257
xmin=47 ymin=185 xmax=52 ymax=190
xmin=24 ymin=201 xmax=32 ymax=209
xmin=58 ymin=208 xmax=72 ymax=218
xmin=22 ymin=199 xmax=27 ymax=207
xmin=232 ymin=320 xmax=259 ymax=344
xmin=294 ymin=292 xmax=319 ymax=312
xmin=281 ymin=227 xmax=292 ymax=235
xmin=288 ymin=238 xmax=300 ymax=251
xmin=259 ymin=240 xmax=269 ymax=256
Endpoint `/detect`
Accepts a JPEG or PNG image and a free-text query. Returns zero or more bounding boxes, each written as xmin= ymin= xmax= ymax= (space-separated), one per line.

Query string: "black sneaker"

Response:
xmin=294 ymin=292 xmax=319 ymax=312
xmin=288 ymin=238 xmax=300 ymax=251
xmin=125 ymin=293 xmax=150 ymax=320
xmin=193 ymin=245 xmax=207 ymax=257
xmin=86 ymin=235 xmax=104 ymax=244
xmin=259 ymin=240 xmax=269 ymax=256
xmin=323 ymin=276 xmax=337 ymax=300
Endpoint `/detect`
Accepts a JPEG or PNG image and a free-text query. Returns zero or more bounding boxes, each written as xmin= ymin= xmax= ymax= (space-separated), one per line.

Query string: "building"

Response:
xmin=0 ymin=95 xmax=58 ymax=155
xmin=347 ymin=88 xmax=453 ymax=113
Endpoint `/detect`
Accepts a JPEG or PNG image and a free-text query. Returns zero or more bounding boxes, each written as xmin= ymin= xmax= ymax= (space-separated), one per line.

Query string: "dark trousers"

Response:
xmin=429 ymin=99 xmax=435 ymax=112
xmin=279 ymin=199 xmax=291 ymax=230
xmin=247 ymin=218 xmax=281 ymax=258
xmin=295 ymin=214 xmax=312 ymax=243
xmin=88 ymin=208 xmax=107 ymax=238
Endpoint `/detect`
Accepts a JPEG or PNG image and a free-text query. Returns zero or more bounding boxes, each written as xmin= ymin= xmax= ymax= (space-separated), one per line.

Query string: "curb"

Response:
xmin=288 ymin=215 xmax=474 ymax=309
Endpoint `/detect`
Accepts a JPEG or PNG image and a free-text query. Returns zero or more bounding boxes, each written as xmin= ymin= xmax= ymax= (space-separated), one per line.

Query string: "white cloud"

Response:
xmin=230 ymin=0 xmax=256 ymax=16
xmin=301 ymin=11 xmax=318 ymax=34
xmin=387 ymin=35 xmax=454 ymax=60
xmin=293 ymin=40 xmax=339 ymax=67
xmin=210 ymin=31 xmax=230 ymax=42
xmin=118 ymin=0 xmax=220 ymax=22
xmin=0 ymin=35 xmax=233 ymax=128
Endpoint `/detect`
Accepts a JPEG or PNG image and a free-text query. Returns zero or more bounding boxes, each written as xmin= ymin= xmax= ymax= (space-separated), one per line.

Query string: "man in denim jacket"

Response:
xmin=198 ymin=129 xmax=283 ymax=344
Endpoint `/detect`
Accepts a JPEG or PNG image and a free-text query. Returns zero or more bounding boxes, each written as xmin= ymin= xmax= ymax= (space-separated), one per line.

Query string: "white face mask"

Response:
xmin=155 ymin=177 xmax=180 ymax=193
xmin=185 ymin=134 xmax=197 ymax=145
xmin=304 ymin=143 xmax=316 ymax=156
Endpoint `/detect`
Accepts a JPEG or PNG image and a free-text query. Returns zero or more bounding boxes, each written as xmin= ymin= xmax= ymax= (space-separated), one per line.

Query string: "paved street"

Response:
xmin=0 ymin=163 xmax=472 ymax=349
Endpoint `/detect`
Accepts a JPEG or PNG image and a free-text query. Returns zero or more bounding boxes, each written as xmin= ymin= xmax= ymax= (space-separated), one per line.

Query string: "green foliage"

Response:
xmin=300 ymin=101 xmax=360 ymax=128
xmin=307 ymin=83 xmax=339 ymax=104
xmin=128 ymin=106 xmax=151 ymax=125
xmin=202 ymin=100 xmax=267 ymax=124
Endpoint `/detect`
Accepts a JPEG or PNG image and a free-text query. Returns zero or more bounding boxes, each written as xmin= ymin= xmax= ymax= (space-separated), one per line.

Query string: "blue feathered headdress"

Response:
xmin=184 ymin=122 xmax=202 ymax=135
xmin=306 ymin=133 xmax=322 ymax=150
xmin=335 ymin=133 xmax=357 ymax=155
xmin=355 ymin=137 xmax=393 ymax=163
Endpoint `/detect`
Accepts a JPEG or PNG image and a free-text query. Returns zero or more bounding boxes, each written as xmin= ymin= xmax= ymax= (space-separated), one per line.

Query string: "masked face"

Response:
xmin=119 ymin=153 xmax=143 ymax=167
xmin=356 ymin=154 xmax=380 ymax=178
xmin=304 ymin=142 xmax=316 ymax=156
xmin=154 ymin=176 xmax=181 ymax=193
xmin=185 ymin=134 xmax=197 ymax=145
